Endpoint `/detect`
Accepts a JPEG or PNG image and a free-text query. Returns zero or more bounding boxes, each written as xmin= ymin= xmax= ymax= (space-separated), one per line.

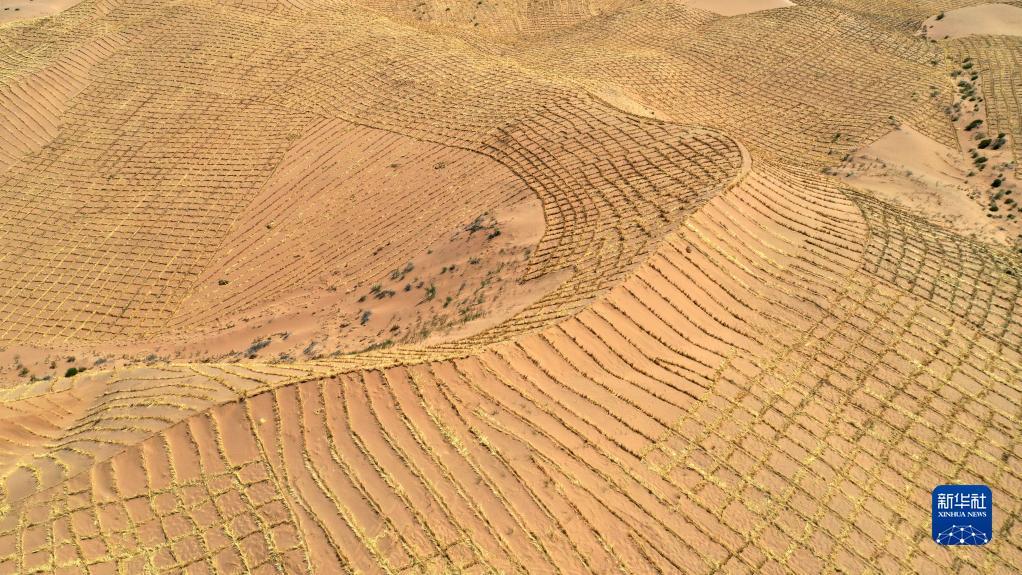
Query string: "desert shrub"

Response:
xmin=389 ymin=263 xmax=414 ymax=281
xmin=246 ymin=338 xmax=272 ymax=356
xmin=466 ymin=214 xmax=487 ymax=234
xmin=360 ymin=339 xmax=393 ymax=353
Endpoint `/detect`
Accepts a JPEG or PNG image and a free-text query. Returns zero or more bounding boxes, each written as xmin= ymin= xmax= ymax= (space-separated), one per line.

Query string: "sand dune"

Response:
xmin=0 ymin=0 xmax=1020 ymax=573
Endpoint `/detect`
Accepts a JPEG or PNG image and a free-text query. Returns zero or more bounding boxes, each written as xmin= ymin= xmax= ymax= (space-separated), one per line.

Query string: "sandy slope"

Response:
xmin=2 ymin=160 xmax=1018 ymax=574
xmin=841 ymin=125 xmax=1012 ymax=242
xmin=163 ymin=119 xmax=547 ymax=356
xmin=924 ymin=3 xmax=1022 ymax=39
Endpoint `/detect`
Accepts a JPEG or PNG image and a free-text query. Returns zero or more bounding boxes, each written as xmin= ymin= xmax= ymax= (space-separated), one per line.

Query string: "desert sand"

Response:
xmin=0 ymin=1 xmax=1021 ymax=574
xmin=841 ymin=125 xmax=1015 ymax=243
xmin=0 ymin=0 xmax=81 ymax=24
xmin=683 ymin=0 xmax=793 ymax=17
xmin=924 ymin=3 xmax=1022 ymax=39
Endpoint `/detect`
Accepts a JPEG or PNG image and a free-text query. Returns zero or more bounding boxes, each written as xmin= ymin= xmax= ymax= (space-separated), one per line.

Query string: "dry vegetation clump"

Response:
xmin=0 ymin=0 xmax=1020 ymax=574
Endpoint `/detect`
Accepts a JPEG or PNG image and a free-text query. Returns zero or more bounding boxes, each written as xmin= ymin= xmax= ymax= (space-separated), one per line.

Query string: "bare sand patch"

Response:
xmin=163 ymin=194 xmax=560 ymax=363
xmin=0 ymin=0 xmax=81 ymax=24
xmin=155 ymin=119 xmax=554 ymax=361
xmin=592 ymin=84 xmax=674 ymax=121
xmin=682 ymin=0 xmax=793 ymax=17
xmin=924 ymin=4 xmax=1022 ymax=39
xmin=840 ymin=125 xmax=1012 ymax=243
